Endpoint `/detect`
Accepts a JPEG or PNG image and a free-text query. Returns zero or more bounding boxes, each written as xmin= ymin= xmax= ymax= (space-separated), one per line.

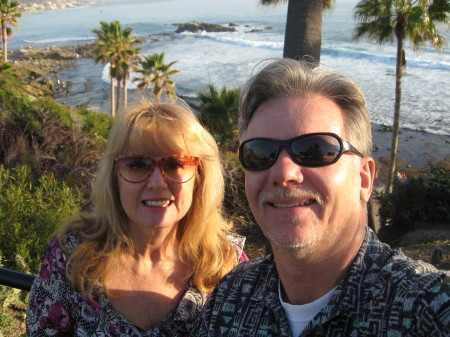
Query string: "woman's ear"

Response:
xmin=360 ymin=156 xmax=376 ymax=203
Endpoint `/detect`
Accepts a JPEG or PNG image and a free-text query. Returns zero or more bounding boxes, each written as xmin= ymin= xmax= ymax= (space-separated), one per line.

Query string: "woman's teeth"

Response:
xmin=143 ymin=200 xmax=171 ymax=207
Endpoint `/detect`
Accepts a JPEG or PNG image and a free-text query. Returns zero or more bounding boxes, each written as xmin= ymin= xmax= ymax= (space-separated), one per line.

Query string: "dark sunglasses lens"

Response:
xmin=291 ymin=135 xmax=341 ymax=166
xmin=118 ymin=156 xmax=154 ymax=182
xmin=162 ymin=157 xmax=197 ymax=183
xmin=241 ymin=140 xmax=279 ymax=170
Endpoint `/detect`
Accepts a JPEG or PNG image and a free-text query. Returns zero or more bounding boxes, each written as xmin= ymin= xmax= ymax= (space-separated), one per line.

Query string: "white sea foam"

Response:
xmin=180 ymin=31 xmax=283 ymax=50
xmin=9 ymin=0 xmax=449 ymax=135
xmin=24 ymin=37 xmax=93 ymax=45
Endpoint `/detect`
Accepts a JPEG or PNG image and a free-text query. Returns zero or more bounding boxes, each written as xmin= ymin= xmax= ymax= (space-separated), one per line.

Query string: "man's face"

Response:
xmin=244 ymin=95 xmax=373 ymax=260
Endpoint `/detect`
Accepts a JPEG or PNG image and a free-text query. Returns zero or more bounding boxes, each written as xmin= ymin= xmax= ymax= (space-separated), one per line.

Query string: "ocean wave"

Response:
xmin=181 ymin=31 xmax=283 ymax=50
xmin=101 ymin=64 xmax=140 ymax=90
xmin=322 ymin=47 xmax=450 ymax=71
xmin=179 ymin=31 xmax=450 ymax=71
xmin=24 ymin=37 xmax=93 ymax=45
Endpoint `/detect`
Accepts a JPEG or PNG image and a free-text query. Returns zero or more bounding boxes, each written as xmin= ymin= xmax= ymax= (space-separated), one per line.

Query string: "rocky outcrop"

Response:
xmin=173 ymin=21 xmax=235 ymax=33
xmin=10 ymin=45 xmax=93 ymax=98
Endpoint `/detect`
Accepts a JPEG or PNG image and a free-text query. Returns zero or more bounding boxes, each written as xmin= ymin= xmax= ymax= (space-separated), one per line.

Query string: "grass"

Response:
xmin=0 ymin=287 xmax=27 ymax=337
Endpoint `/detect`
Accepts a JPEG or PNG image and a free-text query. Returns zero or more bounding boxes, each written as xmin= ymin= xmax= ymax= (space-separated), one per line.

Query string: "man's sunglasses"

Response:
xmin=239 ymin=132 xmax=363 ymax=171
xmin=115 ymin=155 xmax=200 ymax=183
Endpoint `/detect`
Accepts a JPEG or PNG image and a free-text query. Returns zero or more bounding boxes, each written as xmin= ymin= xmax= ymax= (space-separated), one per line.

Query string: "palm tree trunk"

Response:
xmin=155 ymin=79 xmax=161 ymax=103
xmin=110 ymin=77 xmax=116 ymax=118
xmin=116 ymin=80 xmax=122 ymax=115
xmin=2 ymin=24 xmax=8 ymax=63
xmin=283 ymin=0 xmax=323 ymax=63
xmin=386 ymin=37 xmax=404 ymax=193
xmin=123 ymin=77 xmax=128 ymax=111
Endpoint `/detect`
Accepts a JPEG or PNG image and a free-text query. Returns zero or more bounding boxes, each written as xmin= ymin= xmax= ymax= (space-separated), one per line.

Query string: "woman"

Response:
xmin=26 ymin=99 xmax=247 ymax=336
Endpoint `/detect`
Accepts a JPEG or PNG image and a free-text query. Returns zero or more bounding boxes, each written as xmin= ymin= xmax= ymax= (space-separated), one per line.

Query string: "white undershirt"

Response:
xmin=279 ymin=280 xmax=335 ymax=337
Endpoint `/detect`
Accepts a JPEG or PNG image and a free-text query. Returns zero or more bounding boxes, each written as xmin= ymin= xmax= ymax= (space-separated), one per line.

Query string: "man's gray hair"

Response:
xmin=238 ymin=58 xmax=372 ymax=156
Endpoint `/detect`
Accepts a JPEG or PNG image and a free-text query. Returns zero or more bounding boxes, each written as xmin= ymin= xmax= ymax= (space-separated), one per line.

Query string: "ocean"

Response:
xmin=9 ymin=0 xmax=450 ymax=136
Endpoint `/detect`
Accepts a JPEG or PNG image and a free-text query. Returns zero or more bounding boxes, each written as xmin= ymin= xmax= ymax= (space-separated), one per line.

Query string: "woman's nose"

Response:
xmin=145 ymin=165 xmax=168 ymax=189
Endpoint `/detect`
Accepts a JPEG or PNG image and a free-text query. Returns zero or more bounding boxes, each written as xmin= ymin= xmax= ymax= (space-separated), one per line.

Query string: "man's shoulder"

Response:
xmin=214 ymin=255 xmax=274 ymax=292
xmin=359 ymin=236 xmax=449 ymax=307
xmin=227 ymin=254 xmax=273 ymax=276
xmin=382 ymin=253 xmax=449 ymax=294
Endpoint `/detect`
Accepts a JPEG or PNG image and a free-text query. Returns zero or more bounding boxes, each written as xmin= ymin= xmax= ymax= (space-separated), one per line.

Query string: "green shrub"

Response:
xmin=34 ymin=97 xmax=73 ymax=128
xmin=376 ymin=165 xmax=450 ymax=230
xmin=76 ymin=105 xmax=114 ymax=143
xmin=223 ymin=152 xmax=250 ymax=223
xmin=0 ymin=165 xmax=83 ymax=274
xmin=191 ymin=84 xmax=240 ymax=150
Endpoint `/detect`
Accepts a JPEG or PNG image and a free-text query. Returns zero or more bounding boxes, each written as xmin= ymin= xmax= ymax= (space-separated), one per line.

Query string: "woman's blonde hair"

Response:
xmin=59 ymin=98 xmax=238 ymax=295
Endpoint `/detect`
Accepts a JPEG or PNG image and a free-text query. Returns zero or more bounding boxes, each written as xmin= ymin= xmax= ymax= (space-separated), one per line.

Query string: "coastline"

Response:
xmin=371 ymin=125 xmax=449 ymax=189
xmin=9 ymin=45 xmax=450 ymax=178
xmin=18 ymin=0 xmax=122 ymax=14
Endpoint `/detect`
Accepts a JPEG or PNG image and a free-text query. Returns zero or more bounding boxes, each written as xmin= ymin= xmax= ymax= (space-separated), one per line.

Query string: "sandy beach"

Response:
xmin=371 ymin=125 xmax=449 ymax=189
xmin=372 ymin=125 xmax=449 ymax=168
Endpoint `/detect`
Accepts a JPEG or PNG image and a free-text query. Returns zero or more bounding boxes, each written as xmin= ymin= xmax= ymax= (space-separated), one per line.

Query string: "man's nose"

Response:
xmin=268 ymin=149 xmax=304 ymax=186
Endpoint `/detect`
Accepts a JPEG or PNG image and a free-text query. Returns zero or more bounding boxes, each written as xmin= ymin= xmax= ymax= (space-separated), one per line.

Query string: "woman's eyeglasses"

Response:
xmin=239 ymin=132 xmax=363 ymax=171
xmin=115 ymin=155 xmax=200 ymax=183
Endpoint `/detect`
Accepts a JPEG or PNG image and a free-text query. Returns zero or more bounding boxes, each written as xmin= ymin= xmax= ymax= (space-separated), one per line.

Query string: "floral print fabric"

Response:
xmin=27 ymin=233 xmax=247 ymax=337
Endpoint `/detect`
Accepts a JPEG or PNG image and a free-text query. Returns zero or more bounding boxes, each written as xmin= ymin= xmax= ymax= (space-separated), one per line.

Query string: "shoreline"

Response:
xmin=18 ymin=0 xmax=121 ymax=14
xmin=371 ymin=124 xmax=449 ymax=190
xmin=9 ymin=45 xmax=450 ymax=176
xmin=371 ymin=124 xmax=449 ymax=168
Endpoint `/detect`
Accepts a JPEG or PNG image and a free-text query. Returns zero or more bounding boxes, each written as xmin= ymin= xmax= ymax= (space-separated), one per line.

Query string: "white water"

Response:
xmin=10 ymin=0 xmax=450 ymax=135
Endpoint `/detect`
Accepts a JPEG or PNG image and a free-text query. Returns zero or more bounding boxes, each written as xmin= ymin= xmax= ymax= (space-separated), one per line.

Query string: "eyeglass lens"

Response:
xmin=240 ymin=134 xmax=345 ymax=170
xmin=117 ymin=156 xmax=198 ymax=183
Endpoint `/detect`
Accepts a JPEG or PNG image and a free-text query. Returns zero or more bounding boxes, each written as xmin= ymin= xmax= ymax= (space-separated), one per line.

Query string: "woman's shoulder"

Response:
xmin=226 ymin=232 xmax=247 ymax=261
xmin=51 ymin=231 xmax=84 ymax=256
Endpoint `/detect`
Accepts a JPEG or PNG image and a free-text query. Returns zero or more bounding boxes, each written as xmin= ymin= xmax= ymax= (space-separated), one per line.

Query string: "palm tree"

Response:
xmin=353 ymin=0 xmax=449 ymax=193
xmin=0 ymin=0 xmax=22 ymax=63
xmin=92 ymin=21 xmax=118 ymax=117
xmin=134 ymin=52 xmax=180 ymax=102
xmin=260 ymin=0 xmax=334 ymax=62
xmin=113 ymin=32 xmax=141 ymax=113
xmin=191 ymin=84 xmax=240 ymax=146
xmin=92 ymin=21 xmax=141 ymax=117
xmin=116 ymin=44 xmax=141 ymax=111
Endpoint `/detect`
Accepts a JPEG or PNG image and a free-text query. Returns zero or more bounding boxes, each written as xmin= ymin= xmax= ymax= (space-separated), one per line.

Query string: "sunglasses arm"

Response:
xmin=344 ymin=142 xmax=363 ymax=157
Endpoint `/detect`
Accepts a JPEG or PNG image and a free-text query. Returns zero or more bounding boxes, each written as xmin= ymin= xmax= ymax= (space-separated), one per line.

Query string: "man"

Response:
xmin=196 ymin=59 xmax=449 ymax=336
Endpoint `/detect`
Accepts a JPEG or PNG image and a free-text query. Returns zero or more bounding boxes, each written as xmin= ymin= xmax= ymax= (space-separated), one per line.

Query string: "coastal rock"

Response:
xmin=15 ymin=46 xmax=81 ymax=61
xmin=173 ymin=21 xmax=235 ymax=33
xmin=10 ymin=46 xmax=93 ymax=98
xmin=12 ymin=62 xmax=55 ymax=97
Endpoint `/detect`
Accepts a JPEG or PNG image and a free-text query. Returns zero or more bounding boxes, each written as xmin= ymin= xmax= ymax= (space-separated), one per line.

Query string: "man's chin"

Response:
xmin=266 ymin=234 xmax=316 ymax=259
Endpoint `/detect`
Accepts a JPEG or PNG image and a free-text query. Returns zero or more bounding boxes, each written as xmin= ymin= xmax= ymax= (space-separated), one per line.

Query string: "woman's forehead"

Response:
xmin=125 ymin=129 xmax=190 ymax=156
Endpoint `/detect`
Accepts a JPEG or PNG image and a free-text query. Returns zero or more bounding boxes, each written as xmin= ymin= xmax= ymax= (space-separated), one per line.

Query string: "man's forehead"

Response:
xmin=245 ymin=96 xmax=346 ymax=140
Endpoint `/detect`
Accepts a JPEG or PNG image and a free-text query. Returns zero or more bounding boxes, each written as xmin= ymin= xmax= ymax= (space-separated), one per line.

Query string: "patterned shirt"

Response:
xmin=26 ymin=233 xmax=247 ymax=337
xmin=196 ymin=229 xmax=450 ymax=337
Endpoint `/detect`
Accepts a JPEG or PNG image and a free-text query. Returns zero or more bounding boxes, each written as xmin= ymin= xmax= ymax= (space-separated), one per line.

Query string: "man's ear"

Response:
xmin=360 ymin=156 xmax=376 ymax=203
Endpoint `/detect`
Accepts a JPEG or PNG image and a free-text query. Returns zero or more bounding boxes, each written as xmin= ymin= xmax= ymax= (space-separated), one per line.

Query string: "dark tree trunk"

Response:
xmin=283 ymin=0 xmax=323 ymax=63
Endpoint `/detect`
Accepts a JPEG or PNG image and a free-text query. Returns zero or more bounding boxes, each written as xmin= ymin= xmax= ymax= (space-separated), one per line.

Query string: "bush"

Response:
xmin=76 ymin=105 xmax=114 ymax=143
xmin=191 ymin=84 xmax=240 ymax=149
xmin=0 ymin=165 xmax=83 ymax=274
xmin=34 ymin=97 xmax=73 ymax=128
xmin=222 ymin=151 xmax=255 ymax=228
xmin=1 ymin=94 xmax=102 ymax=194
xmin=377 ymin=165 xmax=450 ymax=231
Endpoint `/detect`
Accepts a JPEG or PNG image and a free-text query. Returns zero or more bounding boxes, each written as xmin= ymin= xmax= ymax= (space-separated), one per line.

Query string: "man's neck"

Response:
xmin=273 ymin=223 xmax=366 ymax=305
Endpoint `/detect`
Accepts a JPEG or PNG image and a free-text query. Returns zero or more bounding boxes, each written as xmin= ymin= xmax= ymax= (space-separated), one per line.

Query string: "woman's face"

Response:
xmin=117 ymin=147 xmax=197 ymax=238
